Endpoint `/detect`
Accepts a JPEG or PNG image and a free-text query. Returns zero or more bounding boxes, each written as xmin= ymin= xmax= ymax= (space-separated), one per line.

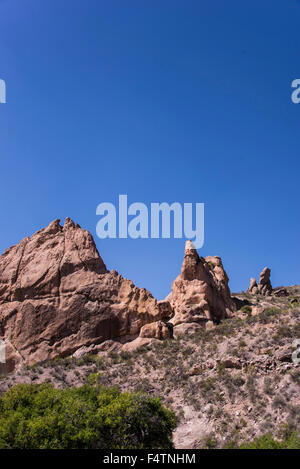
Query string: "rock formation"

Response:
xmin=166 ymin=241 xmax=236 ymax=329
xmin=0 ymin=222 xmax=247 ymax=373
xmin=248 ymin=278 xmax=258 ymax=294
xmin=139 ymin=320 xmax=173 ymax=340
xmin=273 ymin=287 xmax=288 ymax=297
xmin=0 ymin=219 xmax=172 ymax=372
xmin=258 ymin=267 xmax=272 ymax=295
xmin=248 ymin=267 xmax=272 ymax=296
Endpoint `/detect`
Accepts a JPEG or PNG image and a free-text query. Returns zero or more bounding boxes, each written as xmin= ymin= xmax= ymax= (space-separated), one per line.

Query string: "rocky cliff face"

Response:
xmin=0 ymin=218 xmax=107 ymax=303
xmin=0 ymin=219 xmax=171 ymax=372
xmin=166 ymin=241 xmax=236 ymax=329
xmin=0 ymin=222 xmax=238 ymax=372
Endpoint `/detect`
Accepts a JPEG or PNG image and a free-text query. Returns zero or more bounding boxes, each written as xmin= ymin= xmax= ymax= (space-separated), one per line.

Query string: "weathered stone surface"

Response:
xmin=172 ymin=322 xmax=203 ymax=339
xmin=273 ymin=288 xmax=288 ymax=297
xmin=121 ymin=337 xmax=160 ymax=353
xmin=0 ymin=218 xmax=107 ymax=303
xmin=258 ymin=267 xmax=272 ymax=295
xmin=0 ymin=219 xmax=172 ymax=370
xmin=205 ymin=320 xmax=215 ymax=331
xmin=166 ymin=241 xmax=235 ymax=327
xmin=72 ymin=340 xmax=121 ymax=359
xmin=247 ymin=267 xmax=273 ymax=296
xmin=251 ymin=306 xmax=263 ymax=316
xmin=139 ymin=320 xmax=173 ymax=340
xmin=248 ymin=277 xmax=258 ymax=294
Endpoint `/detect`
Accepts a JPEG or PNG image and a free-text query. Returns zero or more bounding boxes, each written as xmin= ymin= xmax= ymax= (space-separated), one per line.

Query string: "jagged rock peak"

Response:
xmin=185 ymin=240 xmax=196 ymax=251
xmin=63 ymin=217 xmax=81 ymax=230
xmin=0 ymin=219 xmax=173 ymax=372
xmin=43 ymin=218 xmax=61 ymax=234
xmin=258 ymin=267 xmax=272 ymax=295
xmin=0 ymin=218 xmax=107 ymax=303
xmin=248 ymin=277 xmax=258 ymax=294
xmin=248 ymin=267 xmax=272 ymax=296
xmin=166 ymin=244 xmax=236 ymax=329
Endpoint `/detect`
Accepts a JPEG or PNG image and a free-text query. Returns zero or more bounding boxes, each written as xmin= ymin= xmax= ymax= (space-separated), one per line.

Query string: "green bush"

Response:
xmin=0 ymin=383 xmax=177 ymax=449
xmin=240 ymin=305 xmax=252 ymax=316
xmin=236 ymin=432 xmax=300 ymax=449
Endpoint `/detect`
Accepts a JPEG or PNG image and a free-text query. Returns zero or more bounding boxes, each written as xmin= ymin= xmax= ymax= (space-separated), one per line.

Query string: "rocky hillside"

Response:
xmin=1 ymin=287 xmax=299 ymax=448
xmin=0 ymin=219 xmax=299 ymax=448
xmin=0 ymin=219 xmax=236 ymax=372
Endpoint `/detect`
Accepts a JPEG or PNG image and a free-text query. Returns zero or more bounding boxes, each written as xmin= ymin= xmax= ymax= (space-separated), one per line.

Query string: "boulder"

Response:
xmin=121 ymin=337 xmax=159 ymax=353
xmin=205 ymin=320 xmax=215 ymax=331
xmin=248 ymin=277 xmax=258 ymax=294
xmin=273 ymin=288 xmax=288 ymax=297
xmin=139 ymin=320 xmax=173 ymax=339
xmin=172 ymin=322 xmax=203 ymax=339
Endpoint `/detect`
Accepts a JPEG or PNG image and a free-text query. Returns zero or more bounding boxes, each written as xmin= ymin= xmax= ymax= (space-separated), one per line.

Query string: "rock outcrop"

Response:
xmin=248 ymin=267 xmax=272 ymax=296
xmin=166 ymin=241 xmax=235 ymax=328
xmin=0 ymin=219 xmax=172 ymax=372
xmin=258 ymin=267 xmax=272 ymax=295
xmin=248 ymin=278 xmax=258 ymax=294
xmin=273 ymin=288 xmax=288 ymax=297
xmin=139 ymin=320 xmax=173 ymax=340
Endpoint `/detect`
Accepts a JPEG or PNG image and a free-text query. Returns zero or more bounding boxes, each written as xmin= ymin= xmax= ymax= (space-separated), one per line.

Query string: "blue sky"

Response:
xmin=0 ymin=0 xmax=299 ymax=299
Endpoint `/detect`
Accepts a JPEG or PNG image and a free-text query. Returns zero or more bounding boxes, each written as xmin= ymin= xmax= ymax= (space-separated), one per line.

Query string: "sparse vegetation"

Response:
xmin=241 ymin=305 xmax=252 ymax=316
xmin=234 ymin=431 xmax=300 ymax=449
xmin=0 ymin=290 xmax=299 ymax=449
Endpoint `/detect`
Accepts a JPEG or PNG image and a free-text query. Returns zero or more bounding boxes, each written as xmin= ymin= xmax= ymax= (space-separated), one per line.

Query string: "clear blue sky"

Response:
xmin=0 ymin=0 xmax=299 ymax=299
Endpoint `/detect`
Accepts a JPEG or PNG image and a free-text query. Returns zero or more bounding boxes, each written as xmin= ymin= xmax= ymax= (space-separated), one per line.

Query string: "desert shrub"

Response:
xmin=289 ymin=296 xmax=299 ymax=307
xmin=273 ymin=324 xmax=293 ymax=340
xmin=238 ymin=339 xmax=247 ymax=348
xmin=237 ymin=432 xmax=300 ymax=449
xmin=232 ymin=373 xmax=245 ymax=387
xmin=290 ymin=369 xmax=300 ymax=385
xmin=201 ymin=432 xmax=218 ymax=449
xmin=86 ymin=372 xmax=103 ymax=385
xmin=246 ymin=307 xmax=282 ymax=326
xmin=0 ymin=383 xmax=177 ymax=449
xmin=245 ymin=374 xmax=258 ymax=403
xmin=263 ymin=377 xmax=273 ymax=395
xmin=77 ymin=354 xmax=104 ymax=367
xmin=272 ymin=395 xmax=286 ymax=410
xmin=240 ymin=305 xmax=252 ymax=316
